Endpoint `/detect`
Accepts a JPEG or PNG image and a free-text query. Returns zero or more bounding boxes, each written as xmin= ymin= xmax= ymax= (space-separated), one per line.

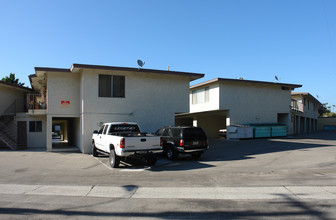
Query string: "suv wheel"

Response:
xmin=166 ymin=147 xmax=177 ymax=160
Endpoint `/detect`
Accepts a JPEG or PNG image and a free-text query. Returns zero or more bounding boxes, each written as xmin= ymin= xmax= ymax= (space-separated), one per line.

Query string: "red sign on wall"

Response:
xmin=61 ymin=100 xmax=70 ymax=108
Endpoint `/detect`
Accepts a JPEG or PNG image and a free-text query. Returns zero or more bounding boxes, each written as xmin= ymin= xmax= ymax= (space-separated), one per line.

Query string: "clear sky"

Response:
xmin=1 ymin=0 xmax=335 ymax=110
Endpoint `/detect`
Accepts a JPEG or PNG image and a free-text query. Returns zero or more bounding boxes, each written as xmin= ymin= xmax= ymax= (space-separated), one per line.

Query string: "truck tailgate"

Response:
xmin=124 ymin=136 xmax=161 ymax=151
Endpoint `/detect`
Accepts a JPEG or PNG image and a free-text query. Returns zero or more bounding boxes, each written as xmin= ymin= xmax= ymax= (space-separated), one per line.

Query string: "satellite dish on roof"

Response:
xmin=137 ymin=60 xmax=145 ymax=68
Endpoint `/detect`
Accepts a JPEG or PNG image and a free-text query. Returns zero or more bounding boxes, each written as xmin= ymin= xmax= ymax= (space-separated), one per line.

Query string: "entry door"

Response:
xmin=17 ymin=121 xmax=27 ymax=149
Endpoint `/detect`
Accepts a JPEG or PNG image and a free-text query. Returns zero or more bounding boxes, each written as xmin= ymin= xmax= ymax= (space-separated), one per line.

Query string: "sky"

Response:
xmin=0 ymin=0 xmax=335 ymax=110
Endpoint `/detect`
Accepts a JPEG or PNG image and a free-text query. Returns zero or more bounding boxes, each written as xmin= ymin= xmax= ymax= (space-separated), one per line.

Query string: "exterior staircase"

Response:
xmin=0 ymin=100 xmax=23 ymax=150
xmin=0 ymin=118 xmax=18 ymax=150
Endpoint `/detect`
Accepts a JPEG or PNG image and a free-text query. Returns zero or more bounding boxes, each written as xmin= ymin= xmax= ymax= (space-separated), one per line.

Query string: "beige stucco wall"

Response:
xmin=0 ymin=85 xmax=26 ymax=115
xmin=47 ymin=71 xmax=80 ymax=116
xmin=219 ymin=82 xmax=291 ymax=125
xmin=79 ymin=69 xmax=191 ymax=153
xmin=15 ymin=114 xmax=46 ymax=149
xmin=190 ymin=84 xmax=220 ymax=113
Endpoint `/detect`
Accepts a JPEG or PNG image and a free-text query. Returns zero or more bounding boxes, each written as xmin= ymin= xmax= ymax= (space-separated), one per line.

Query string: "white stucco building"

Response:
xmin=1 ymin=64 xmax=204 ymax=153
xmin=291 ymin=92 xmax=321 ymax=134
xmin=176 ymin=78 xmax=302 ymax=138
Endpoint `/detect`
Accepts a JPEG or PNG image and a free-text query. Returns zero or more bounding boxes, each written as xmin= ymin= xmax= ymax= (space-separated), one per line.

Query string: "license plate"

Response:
xmin=193 ymin=141 xmax=199 ymax=145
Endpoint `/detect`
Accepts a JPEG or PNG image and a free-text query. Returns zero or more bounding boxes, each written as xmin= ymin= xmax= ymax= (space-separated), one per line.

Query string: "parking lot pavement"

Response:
xmin=0 ymin=132 xmax=336 ymax=188
xmin=0 ymin=132 xmax=336 ymax=219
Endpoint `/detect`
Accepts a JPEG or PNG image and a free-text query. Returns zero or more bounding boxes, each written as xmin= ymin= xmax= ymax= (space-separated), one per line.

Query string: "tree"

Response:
xmin=318 ymin=103 xmax=330 ymax=116
xmin=319 ymin=103 xmax=336 ymax=117
xmin=1 ymin=73 xmax=25 ymax=86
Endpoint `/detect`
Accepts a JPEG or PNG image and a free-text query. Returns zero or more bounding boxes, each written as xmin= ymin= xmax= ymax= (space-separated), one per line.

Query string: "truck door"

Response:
xmin=101 ymin=124 xmax=111 ymax=152
xmin=95 ymin=125 xmax=106 ymax=150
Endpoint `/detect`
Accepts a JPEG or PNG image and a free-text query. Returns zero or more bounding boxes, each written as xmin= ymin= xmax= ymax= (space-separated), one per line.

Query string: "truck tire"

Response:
xmin=166 ymin=146 xmax=177 ymax=160
xmin=92 ymin=142 xmax=98 ymax=157
xmin=109 ymin=149 xmax=120 ymax=168
xmin=145 ymin=154 xmax=157 ymax=166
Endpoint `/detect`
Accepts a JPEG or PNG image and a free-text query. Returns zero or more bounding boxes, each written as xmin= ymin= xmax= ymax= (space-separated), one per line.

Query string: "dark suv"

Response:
xmin=155 ymin=126 xmax=209 ymax=160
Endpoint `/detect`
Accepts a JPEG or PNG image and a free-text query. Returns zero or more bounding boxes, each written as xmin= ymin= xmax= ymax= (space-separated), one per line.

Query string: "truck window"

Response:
xmin=156 ymin=128 xmax=164 ymax=136
xmin=103 ymin=125 xmax=109 ymax=134
xmin=109 ymin=124 xmax=140 ymax=134
xmin=162 ymin=128 xmax=169 ymax=137
xmin=98 ymin=125 xmax=105 ymax=134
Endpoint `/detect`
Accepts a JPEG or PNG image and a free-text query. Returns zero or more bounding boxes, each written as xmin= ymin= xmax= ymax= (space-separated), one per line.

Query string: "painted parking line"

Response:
xmin=1 ymin=184 xmax=336 ymax=200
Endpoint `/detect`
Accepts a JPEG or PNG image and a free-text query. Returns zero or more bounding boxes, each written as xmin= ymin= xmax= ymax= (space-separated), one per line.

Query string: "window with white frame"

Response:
xmin=192 ymin=87 xmax=209 ymax=104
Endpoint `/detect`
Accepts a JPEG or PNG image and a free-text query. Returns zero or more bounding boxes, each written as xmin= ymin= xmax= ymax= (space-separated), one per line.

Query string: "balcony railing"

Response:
xmin=291 ymin=99 xmax=303 ymax=112
xmin=27 ymin=93 xmax=47 ymax=110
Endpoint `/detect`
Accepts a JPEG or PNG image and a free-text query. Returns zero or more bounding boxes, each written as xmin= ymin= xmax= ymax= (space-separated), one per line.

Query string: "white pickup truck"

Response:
xmin=91 ymin=122 xmax=162 ymax=168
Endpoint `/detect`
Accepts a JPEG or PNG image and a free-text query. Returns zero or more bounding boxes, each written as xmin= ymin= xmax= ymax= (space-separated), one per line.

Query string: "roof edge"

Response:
xmin=291 ymin=92 xmax=321 ymax=105
xmin=191 ymin=78 xmax=302 ymax=89
xmin=71 ymin=63 xmax=204 ymax=81
xmin=35 ymin=67 xmax=71 ymax=72
xmin=0 ymin=80 xmax=33 ymax=91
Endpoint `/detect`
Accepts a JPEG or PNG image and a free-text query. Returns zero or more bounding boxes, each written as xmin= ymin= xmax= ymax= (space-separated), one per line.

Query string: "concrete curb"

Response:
xmin=1 ymin=184 xmax=336 ymax=200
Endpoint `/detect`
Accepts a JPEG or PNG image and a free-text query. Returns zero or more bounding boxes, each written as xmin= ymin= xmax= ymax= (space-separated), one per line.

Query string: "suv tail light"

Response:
xmin=160 ymin=137 xmax=163 ymax=147
xmin=120 ymin=138 xmax=125 ymax=149
xmin=180 ymin=139 xmax=184 ymax=147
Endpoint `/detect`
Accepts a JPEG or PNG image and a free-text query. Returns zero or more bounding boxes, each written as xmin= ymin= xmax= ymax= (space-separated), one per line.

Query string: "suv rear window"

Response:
xmin=183 ymin=128 xmax=207 ymax=140
xmin=171 ymin=128 xmax=181 ymax=138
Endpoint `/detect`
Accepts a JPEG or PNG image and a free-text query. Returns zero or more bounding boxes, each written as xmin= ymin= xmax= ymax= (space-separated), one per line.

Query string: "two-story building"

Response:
xmin=176 ymin=78 xmax=302 ymax=138
xmin=291 ymin=92 xmax=321 ymax=134
xmin=2 ymin=64 xmax=204 ymax=153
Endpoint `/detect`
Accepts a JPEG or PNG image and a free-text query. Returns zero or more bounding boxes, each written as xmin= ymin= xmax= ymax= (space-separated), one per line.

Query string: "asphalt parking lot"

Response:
xmin=1 ymin=131 xmax=336 ymax=219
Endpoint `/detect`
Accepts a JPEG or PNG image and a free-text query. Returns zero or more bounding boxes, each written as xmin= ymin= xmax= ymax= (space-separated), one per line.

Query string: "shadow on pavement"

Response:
xmin=201 ymin=131 xmax=336 ymax=162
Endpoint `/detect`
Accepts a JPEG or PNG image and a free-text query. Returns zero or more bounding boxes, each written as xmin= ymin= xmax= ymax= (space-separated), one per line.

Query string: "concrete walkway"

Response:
xmin=1 ymin=184 xmax=336 ymax=200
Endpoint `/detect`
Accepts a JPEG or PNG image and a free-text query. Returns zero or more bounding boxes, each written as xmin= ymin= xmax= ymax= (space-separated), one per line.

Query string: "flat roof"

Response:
xmin=190 ymin=78 xmax=302 ymax=89
xmin=33 ymin=63 xmax=204 ymax=81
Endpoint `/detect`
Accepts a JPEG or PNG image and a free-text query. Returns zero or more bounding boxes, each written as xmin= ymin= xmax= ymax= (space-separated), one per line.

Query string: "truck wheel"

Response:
xmin=145 ymin=154 xmax=157 ymax=166
xmin=109 ymin=149 xmax=120 ymax=168
xmin=92 ymin=142 xmax=98 ymax=157
xmin=166 ymin=147 xmax=177 ymax=160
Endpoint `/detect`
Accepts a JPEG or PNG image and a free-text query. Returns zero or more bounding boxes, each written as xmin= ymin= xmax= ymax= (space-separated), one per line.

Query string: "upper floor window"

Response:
xmin=98 ymin=75 xmax=125 ymax=98
xmin=192 ymin=87 xmax=209 ymax=104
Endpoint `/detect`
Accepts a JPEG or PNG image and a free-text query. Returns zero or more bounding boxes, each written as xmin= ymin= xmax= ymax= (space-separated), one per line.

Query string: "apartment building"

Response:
xmin=176 ymin=78 xmax=302 ymax=138
xmin=1 ymin=64 xmax=204 ymax=153
xmin=291 ymin=92 xmax=321 ymax=134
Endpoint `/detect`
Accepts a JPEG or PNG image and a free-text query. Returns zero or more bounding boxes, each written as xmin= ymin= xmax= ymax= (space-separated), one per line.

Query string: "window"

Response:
xmin=192 ymin=87 xmax=209 ymax=104
xmin=98 ymin=74 xmax=125 ymax=98
xmin=162 ymin=129 xmax=170 ymax=137
xmin=98 ymin=125 xmax=105 ymax=134
xmin=103 ymin=125 xmax=109 ymax=134
xmin=29 ymin=121 xmax=42 ymax=132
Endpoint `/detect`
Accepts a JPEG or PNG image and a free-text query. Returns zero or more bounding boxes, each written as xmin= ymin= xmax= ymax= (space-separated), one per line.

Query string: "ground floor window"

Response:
xmin=29 ymin=121 xmax=42 ymax=132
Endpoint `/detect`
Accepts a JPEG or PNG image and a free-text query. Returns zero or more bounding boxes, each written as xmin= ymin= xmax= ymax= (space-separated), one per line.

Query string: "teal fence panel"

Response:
xmin=271 ymin=125 xmax=287 ymax=137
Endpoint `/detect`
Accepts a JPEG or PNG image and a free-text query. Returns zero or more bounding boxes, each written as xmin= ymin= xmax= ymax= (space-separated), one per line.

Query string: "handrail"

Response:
xmin=3 ymin=100 xmax=16 ymax=116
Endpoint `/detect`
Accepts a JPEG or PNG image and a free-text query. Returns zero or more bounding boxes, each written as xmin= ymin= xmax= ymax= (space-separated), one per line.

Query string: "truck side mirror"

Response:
xmin=93 ymin=130 xmax=98 ymax=134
